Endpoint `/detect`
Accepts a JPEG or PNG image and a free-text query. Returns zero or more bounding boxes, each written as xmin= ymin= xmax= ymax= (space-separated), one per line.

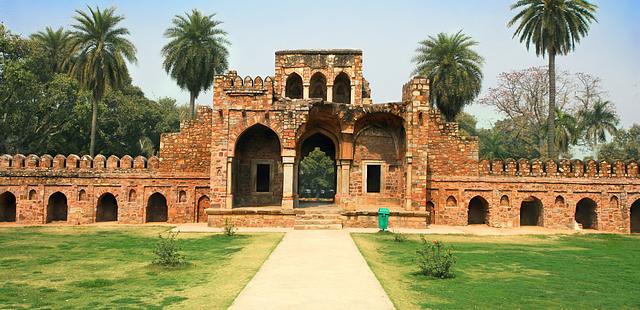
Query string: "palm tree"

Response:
xmin=30 ymin=27 xmax=73 ymax=73
xmin=162 ymin=9 xmax=229 ymax=119
xmin=70 ymin=6 xmax=137 ymax=156
xmin=553 ymin=109 xmax=578 ymax=156
xmin=509 ymin=0 xmax=598 ymax=159
xmin=412 ymin=31 xmax=484 ymax=121
xmin=578 ymin=100 xmax=619 ymax=159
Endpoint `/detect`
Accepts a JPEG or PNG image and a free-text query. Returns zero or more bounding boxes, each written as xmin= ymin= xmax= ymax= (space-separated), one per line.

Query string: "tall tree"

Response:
xmin=299 ymin=147 xmax=335 ymax=200
xmin=509 ymin=0 xmax=598 ymax=159
xmin=30 ymin=27 xmax=73 ymax=73
xmin=412 ymin=31 xmax=484 ymax=121
xmin=578 ymin=100 xmax=619 ymax=159
xmin=70 ymin=6 xmax=137 ymax=156
xmin=162 ymin=9 xmax=229 ymax=119
xmin=553 ymin=109 xmax=578 ymax=156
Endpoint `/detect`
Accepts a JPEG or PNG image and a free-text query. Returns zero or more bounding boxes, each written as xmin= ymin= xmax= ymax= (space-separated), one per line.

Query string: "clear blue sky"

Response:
xmin=1 ymin=0 xmax=638 ymax=128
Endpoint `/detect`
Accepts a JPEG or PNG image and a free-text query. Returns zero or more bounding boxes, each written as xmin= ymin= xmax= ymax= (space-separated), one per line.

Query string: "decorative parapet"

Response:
xmin=0 ymin=153 xmax=159 ymax=174
xmin=479 ymin=158 xmax=639 ymax=179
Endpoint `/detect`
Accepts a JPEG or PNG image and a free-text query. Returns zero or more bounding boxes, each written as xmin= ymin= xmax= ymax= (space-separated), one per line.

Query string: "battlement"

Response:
xmin=479 ymin=158 xmax=639 ymax=178
xmin=0 ymin=153 xmax=159 ymax=173
xmin=213 ymin=71 xmax=275 ymax=108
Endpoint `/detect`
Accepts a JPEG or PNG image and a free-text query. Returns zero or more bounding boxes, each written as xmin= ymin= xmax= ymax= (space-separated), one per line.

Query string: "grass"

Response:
xmin=0 ymin=226 xmax=283 ymax=309
xmin=352 ymin=232 xmax=640 ymax=309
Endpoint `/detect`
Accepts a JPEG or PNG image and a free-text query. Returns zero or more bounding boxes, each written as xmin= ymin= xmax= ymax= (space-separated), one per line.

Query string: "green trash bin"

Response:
xmin=378 ymin=208 xmax=390 ymax=231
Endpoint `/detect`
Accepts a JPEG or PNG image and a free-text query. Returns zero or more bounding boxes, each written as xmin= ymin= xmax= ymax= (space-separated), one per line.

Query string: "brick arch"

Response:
xmin=467 ymin=195 xmax=489 ymax=225
xmin=296 ymin=126 xmax=341 ymax=160
xmin=285 ymin=72 xmax=303 ymax=99
xmin=353 ymin=112 xmax=407 ymax=162
xmin=96 ymin=192 xmax=118 ymax=222
xmin=309 ymin=71 xmax=327 ymax=100
xmin=229 ymin=122 xmax=284 ymax=157
xmin=46 ymin=191 xmax=68 ymax=223
xmin=0 ymin=191 xmax=17 ymax=222
xmin=574 ymin=196 xmax=599 ymax=230
xmin=197 ymin=195 xmax=211 ymax=223
xmin=520 ymin=195 xmax=544 ymax=227
xmin=146 ymin=192 xmax=168 ymax=222
xmin=631 ymin=198 xmax=640 ymax=233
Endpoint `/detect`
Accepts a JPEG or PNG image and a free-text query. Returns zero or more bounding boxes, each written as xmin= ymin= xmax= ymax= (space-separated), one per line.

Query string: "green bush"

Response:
xmin=393 ymin=230 xmax=407 ymax=242
xmin=416 ymin=237 xmax=456 ymax=278
xmin=153 ymin=231 xmax=185 ymax=267
xmin=224 ymin=218 xmax=237 ymax=237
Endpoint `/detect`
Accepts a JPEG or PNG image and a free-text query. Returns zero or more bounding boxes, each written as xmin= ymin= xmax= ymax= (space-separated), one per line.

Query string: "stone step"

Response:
xmin=295 ymin=208 xmax=342 ymax=215
xmin=296 ymin=214 xmax=341 ymax=220
xmin=295 ymin=219 xmax=343 ymax=225
xmin=294 ymin=224 xmax=343 ymax=230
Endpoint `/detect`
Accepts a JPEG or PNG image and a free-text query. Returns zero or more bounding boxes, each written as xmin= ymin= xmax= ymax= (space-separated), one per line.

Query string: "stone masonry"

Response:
xmin=1 ymin=49 xmax=639 ymax=233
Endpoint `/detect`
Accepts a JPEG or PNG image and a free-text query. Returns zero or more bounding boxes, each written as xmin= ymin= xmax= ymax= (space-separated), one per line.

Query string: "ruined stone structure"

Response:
xmin=1 ymin=49 xmax=639 ymax=233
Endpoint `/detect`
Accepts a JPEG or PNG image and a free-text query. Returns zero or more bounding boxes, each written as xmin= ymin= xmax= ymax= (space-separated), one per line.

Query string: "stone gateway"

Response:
xmin=1 ymin=49 xmax=639 ymax=233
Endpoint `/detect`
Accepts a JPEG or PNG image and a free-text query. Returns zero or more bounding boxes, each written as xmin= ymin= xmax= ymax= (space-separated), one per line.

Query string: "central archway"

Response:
xmin=520 ymin=196 xmax=543 ymax=226
xmin=575 ymin=198 xmax=597 ymax=229
xmin=47 ymin=192 xmax=68 ymax=223
xmin=297 ymin=132 xmax=337 ymax=206
xmin=146 ymin=193 xmax=168 ymax=222
xmin=96 ymin=193 xmax=118 ymax=222
xmin=233 ymin=124 xmax=283 ymax=208
xmin=468 ymin=196 xmax=489 ymax=225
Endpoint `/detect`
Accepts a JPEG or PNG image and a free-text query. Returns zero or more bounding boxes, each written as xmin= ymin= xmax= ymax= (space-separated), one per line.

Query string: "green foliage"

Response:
xmin=478 ymin=119 xmax=542 ymax=160
xmin=30 ymin=26 xmax=73 ymax=73
xmin=0 ymin=24 xmax=181 ymax=156
xmin=299 ymin=147 xmax=335 ymax=198
xmin=416 ymin=237 xmax=456 ymax=279
xmin=413 ymin=31 xmax=484 ymax=121
xmin=508 ymin=0 xmax=598 ymax=58
xmin=578 ymin=100 xmax=619 ymax=155
xmin=162 ymin=9 xmax=229 ymax=119
xmin=223 ymin=218 xmax=237 ymax=237
xmin=153 ymin=231 xmax=186 ymax=267
xmin=392 ymin=231 xmax=407 ymax=243
xmin=598 ymin=124 xmax=640 ymax=161
xmin=455 ymin=112 xmax=478 ymax=136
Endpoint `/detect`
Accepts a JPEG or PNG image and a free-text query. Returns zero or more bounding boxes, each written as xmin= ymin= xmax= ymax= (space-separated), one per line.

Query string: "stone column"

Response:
xmin=326 ymin=85 xmax=333 ymax=102
xmin=303 ymin=83 xmax=310 ymax=99
xmin=282 ymin=155 xmax=295 ymax=209
xmin=338 ymin=159 xmax=352 ymax=209
xmin=405 ymin=155 xmax=413 ymax=210
xmin=335 ymin=160 xmax=342 ymax=196
xmin=350 ymin=84 xmax=356 ymax=105
xmin=225 ymin=157 xmax=233 ymax=209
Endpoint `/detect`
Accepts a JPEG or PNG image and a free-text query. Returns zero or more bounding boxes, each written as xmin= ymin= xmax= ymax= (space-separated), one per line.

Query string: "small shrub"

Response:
xmin=416 ymin=237 xmax=456 ymax=279
xmin=393 ymin=230 xmax=407 ymax=242
xmin=153 ymin=231 xmax=185 ymax=267
xmin=224 ymin=218 xmax=236 ymax=237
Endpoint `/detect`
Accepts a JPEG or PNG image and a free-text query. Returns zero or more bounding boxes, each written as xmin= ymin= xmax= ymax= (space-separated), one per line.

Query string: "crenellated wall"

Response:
xmin=479 ymin=158 xmax=638 ymax=179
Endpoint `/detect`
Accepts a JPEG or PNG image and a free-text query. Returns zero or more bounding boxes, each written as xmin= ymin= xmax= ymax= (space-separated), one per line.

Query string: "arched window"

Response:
xmin=197 ymin=195 xmax=211 ymax=223
xmin=309 ymin=72 xmax=327 ymax=100
xmin=78 ymin=189 xmax=87 ymax=201
xmin=332 ymin=72 xmax=351 ymax=104
xmin=128 ymin=189 xmax=136 ymax=202
xmin=285 ymin=73 xmax=303 ymax=99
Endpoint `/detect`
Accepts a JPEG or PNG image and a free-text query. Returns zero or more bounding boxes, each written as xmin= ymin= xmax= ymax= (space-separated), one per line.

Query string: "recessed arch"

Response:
xmin=468 ymin=196 xmax=489 ymax=225
xmin=78 ymin=189 xmax=87 ymax=201
xmin=197 ymin=195 xmax=210 ymax=223
xmin=575 ymin=198 xmax=598 ymax=229
xmin=28 ymin=189 xmax=37 ymax=200
xmin=285 ymin=72 xmax=303 ymax=99
xmin=128 ymin=189 xmax=136 ymax=202
xmin=47 ymin=192 xmax=68 ymax=223
xmin=332 ymin=72 xmax=351 ymax=104
xmin=426 ymin=201 xmax=435 ymax=224
xmin=146 ymin=193 xmax=168 ymax=222
xmin=178 ymin=190 xmax=187 ymax=203
xmin=96 ymin=193 xmax=118 ymax=222
xmin=309 ymin=72 xmax=327 ymax=100
xmin=233 ymin=124 xmax=283 ymax=208
xmin=520 ymin=196 xmax=543 ymax=226
xmin=446 ymin=196 xmax=457 ymax=208
xmin=631 ymin=199 xmax=640 ymax=234
xmin=0 ymin=191 xmax=16 ymax=222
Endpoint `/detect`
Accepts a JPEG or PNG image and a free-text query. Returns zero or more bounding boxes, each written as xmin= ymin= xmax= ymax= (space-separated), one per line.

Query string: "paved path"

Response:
xmin=229 ymin=230 xmax=395 ymax=310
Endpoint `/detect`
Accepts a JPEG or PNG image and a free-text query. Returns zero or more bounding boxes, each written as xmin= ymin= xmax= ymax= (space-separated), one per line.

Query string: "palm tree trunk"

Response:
xmin=90 ymin=98 xmax=98 ymax=157
xmin=189 ymin=92 xmax=196 ymax=119
xmin=547 ymin=52 xmax=557 ymax=159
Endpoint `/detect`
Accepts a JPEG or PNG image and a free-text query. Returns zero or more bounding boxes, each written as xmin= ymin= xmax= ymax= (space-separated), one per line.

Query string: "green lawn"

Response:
xmin=0 ymin=226 xmax=283 ymax=309
xmin=353 ymin=233 xmax=640 ymax=309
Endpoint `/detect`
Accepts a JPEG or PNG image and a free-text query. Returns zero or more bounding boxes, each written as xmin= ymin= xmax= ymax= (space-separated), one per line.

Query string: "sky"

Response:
xmin=1 ymin=0 xmax=638 ymax=128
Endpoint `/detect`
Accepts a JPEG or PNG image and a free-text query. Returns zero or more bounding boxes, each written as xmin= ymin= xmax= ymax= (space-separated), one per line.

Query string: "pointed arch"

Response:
xmin=146 ymin=193 xmax=168 ymax=222
xmin=333 ymin=72 xmax=351 ymax=104
xmin=520 ymin=196 xmax=543 ymax=226
xmin=285 ymin=72 xmax=303 ymax=99
xmin=309 ymin=72 xmax=327 ymax=100
xmin=96 ymin=193 xmax=118 ymax=222
xmin=468 ymin=196 xmax=489 ymax=225
xmin=0 ymin=192 xmax=16 ymax=222
xmin=47 ymin=192 xmax=68 ymax=223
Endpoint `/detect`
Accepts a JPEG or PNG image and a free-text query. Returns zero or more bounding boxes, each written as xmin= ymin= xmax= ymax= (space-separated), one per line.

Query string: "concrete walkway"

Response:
xmin=229 ymin=230 xmax=395 ymax=310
